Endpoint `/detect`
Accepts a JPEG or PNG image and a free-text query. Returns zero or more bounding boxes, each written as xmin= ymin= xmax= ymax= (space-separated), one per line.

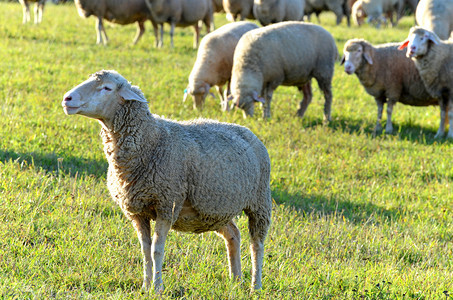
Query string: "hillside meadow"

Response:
xmin=1 ymin=2 xmax=452 ymax=299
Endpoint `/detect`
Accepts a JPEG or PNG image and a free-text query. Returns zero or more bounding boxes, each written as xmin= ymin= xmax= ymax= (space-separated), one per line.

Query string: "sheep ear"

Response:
xmin=119 ymin=86 xmax=147 ymax=103
xmin=340 ymin=55 xmax=345 ymax=65
xmin=252 ymin=91 xmax=265 ymax=104
xmin=183 ymin=87 xmax=190 ymax=102
xmin=363 ymin=51 xmax=373 ymax=65
xmin=427 ymin=32 xmax=439 ymax=45
xmin=398 ymin=40 xmax=409 ymax=50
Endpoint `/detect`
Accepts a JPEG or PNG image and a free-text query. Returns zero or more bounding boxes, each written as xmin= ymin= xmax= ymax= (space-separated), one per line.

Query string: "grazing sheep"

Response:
xmin=360 ymin=0 xmax=403 ymax=28
xmin=304 ymin=0 xmax=351 ymax=26
xmin=253 ymin=0 xmax=305 ymax=26
xmin=223 ymin=0 xmax=255 ymax=21
xmin=185 ymin=21 xmax=259 ymax=111
xmin=415 ymin=0 xmax=453 ymax=40
xmin=341 ymin=39 xmax=438 ymax=134
xmin=74 ymin=0 xmax=157 ymax=45
xmin=19 ymin=0 xmax=45 ymax=24
xmin=145 ymin=0 xmax=214 ymax=48
xmin=230 ymin=21 xmax=337 ymax=119
xmin=400 ymin=27 xmax=453 ymax=138
xmin=61 ymin=70 xmax=272 ymax=293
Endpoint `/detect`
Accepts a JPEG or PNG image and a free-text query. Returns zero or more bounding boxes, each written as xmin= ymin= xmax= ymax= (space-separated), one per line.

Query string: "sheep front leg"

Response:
xmin=447 ymin=99 xmax=453 ymax=139
xmin=133 ymin=21 xmax=145 ymax=45
xmin=385 ymin=100 xmax=395 ymax=134
xmin=96 ymin=17 xmax=108 ymax=45
xmin=152 ymin=217 xmax=171 ymax=293
xmin=262 ymin=87 xmax=273 ymax=119
xmin=22 ymin=2 xmax=30 ymax=23
xmin=435 ymin=98 xmax=448 ymax=138
xmin=131 ymin=216 xmax=152 ymax=290
xmin=297 ymin=82 xmax=312 ymax=118
xmin=374 ymin=97 xmax=385 ymax=133
xmin=216 ymin=221 xmax=242 ymax=280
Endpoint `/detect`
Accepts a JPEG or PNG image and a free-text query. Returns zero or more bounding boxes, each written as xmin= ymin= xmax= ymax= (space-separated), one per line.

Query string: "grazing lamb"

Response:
xmin=61 ymin=70 xmax=272 ymax=293
xmin=185 ymin=21 xmax=259 ymax=111
xmin=74 ymin=0 xmax=157 ymax=45
xmin=400 ymin=27 xmax=453 ymax=138
xmin=223 ymin=0 xmax=255 ymax=21
xmin=341 ymin=39 xmax=438 ymax=134
xmin=415 ymin=0 xmax=453 ymax=40
xmin=230 ymin=21 xmax=337 ymax=119
xmin=19 ymin=0 xmax=45 ymax=24
xmin=253 ymin=0 xmax=305 ymax=26
xmin=145 ymin=0 xmax=214 ymax=48
xmin=304 ymin=0 xmax=351 ymax=26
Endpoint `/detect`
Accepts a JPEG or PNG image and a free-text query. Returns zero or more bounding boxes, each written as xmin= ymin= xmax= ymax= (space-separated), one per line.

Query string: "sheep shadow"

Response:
xmin=0 ymin=148 xmax=107 ymax=178
xmin=271 ymin=187 xmax=400 ymax=225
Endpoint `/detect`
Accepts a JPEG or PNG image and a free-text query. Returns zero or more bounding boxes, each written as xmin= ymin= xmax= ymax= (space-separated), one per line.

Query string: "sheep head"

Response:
xmin=184 ymin=83 xmax=210 ymax=110
xmin=62 ymin=70 xmax=147 ymax=125
xmin=341 ymin=39 xmax=373 ymax=75
xmin=399 ymin=27 xmax=440 ymax=59
xmin=231 ymin=91 xmax=264 ymax=117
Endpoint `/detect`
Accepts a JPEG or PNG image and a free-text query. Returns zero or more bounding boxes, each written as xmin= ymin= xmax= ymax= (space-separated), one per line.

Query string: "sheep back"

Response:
xmin=416 ymin=0 xmax=453 ymax=40
xmin=254 ymin=0 xmax=305 ymax=25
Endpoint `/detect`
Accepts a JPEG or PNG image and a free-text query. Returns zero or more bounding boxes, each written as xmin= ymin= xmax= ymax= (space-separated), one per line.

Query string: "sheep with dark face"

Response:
xmin=61 ymin=70 xmax=272 ymax=293
xmin=400 ymin=27 xmax=453 ymax=138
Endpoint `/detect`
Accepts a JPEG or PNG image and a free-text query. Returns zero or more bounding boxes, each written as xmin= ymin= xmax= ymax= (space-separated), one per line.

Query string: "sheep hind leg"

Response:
xmin=151 ymin=217 xmax=171 ymax=293
xmin=435 ymin=96 xmax=448 ymax=138
xmin=385 ymin=100 xmax=395 ymax=134
xmin=131 ymin=216 xmax=152 ymax=291
xmin=22 ymin=2 xmax=30 ymax=24
xmin=297 ymin=81 xmax=312 ymax=118
xmin=215 ymin=221 xmax=242 ymax=281
xmin=374 ymin=96 xmax=385 ymax=135
xmin=193 ymin=23 xmax=200 ymax=49
xmin=245 ymin=205 xmax=271 ymax=290
xmin=96 ymin=17 xmax=108 ymax=45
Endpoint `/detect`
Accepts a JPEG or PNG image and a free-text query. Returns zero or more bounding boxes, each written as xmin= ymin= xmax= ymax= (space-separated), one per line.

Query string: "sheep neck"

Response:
xmin=355 ymin=59 xmax=377 ymax=87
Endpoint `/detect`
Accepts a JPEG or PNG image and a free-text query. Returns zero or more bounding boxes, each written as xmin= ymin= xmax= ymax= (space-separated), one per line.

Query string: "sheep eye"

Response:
xmin=103 ymin=86 xmax=112 ymax=91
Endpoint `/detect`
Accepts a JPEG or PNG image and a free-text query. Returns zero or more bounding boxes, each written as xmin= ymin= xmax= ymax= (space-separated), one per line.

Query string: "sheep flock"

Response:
xmin=8 ymin=0 xmax=453 ymax=295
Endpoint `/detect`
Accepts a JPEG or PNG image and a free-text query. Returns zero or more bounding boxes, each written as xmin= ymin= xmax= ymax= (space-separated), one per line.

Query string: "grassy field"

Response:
xmin=1 ymin=2 xmax=452 ymax=299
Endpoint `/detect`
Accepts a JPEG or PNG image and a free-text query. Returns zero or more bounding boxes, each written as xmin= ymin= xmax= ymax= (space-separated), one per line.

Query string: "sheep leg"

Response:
xmin=133 ymin=21 xmax=145 ymax=45
xmin=37 ymin=1 xmax=44 ymax=24
xmin=159 ymin=24 xmax=165 ymax=48
xmin=447 ymin=101 xmax=453 ymax=139
xmin=96 ymin=17 xmax=108 ymax=45
xmin=318 ymin=79 xmax=333 ymax=122
xmin=151 ymin=217 xmax=171 ymax=293
xmin=193 ymin=23 xmax=200 ymax=49
xmin=385 ymin=100 xmax=394 ymax=134
xmin=262 ymin=86 xmax=273 ymax=119
xmin=245 ymin=206 xmax=271 ymax=290
xmin=374 ymin=97 xmax=385 ymax=133
xmin=170 ymin=23 xmax=175 ymax=48
xmin=435 ymin=98 xmax=448 ymax=138
xmin=131 ymin=216 xmax=153 ymax=291
xmin=215 ymin=85 xmax=229 ymax=111
xmin=151 ymin=22 xmax=159 ymax=48
xmin=297 ymin=81 xmax=312 ymax=118
xmin=34 ymin=3 xmax=39 ymax=24
xmin=215 ymin=220 xmax=242 ymax=280
xmin=22 ymin=2 xmax=30 ymax=24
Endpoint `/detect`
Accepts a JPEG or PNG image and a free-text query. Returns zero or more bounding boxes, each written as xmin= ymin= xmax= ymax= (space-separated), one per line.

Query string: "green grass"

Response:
xmin=1 ymin=2 xmax=452 ymax=299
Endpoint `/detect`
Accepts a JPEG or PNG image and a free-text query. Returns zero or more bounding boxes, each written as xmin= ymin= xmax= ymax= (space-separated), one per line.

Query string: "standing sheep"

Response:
xmin=304 ymin=0 xmax=351 ymax=26
xmin=19 ymin=0 xmax=45 ymax=24
xmin=223 ymin=0 xmax=255 ymax=21
xmin=145 ymin=0 xmax=214 ymax=48
xmin=185 ymin=21 xmax=259 ymax=111
xmin=230 ymin=21 xmax=337 ymax=119
xmin=74 ymin=0 xmax=157 ymax=45
xmin=341 ymin=39 xmax=438 ymax=134
xmin=360 ymin=0 xmax=403 ymax=28
xmin=253 ymin=0 xmax=305 ymax=26
xmin=400 ymin=27 xmax=453 ymax=138
xmin=61 ymin=70 xmax=272 ymax=293
xmin=415 ymin=0 xmax=453 ymax=40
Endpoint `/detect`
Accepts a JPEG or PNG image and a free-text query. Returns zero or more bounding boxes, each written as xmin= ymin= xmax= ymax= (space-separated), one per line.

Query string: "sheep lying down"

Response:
xmin=61 ymin=70 xmax=272 ymax=293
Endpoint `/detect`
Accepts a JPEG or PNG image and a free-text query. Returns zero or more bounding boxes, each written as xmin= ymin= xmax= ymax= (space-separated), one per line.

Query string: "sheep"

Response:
xmin=19 ymin=0 xmax=45 ymax=24
xmin=359 ymin=0 xmax=403 ymax=28
xmin=351 ymin=0 xmax=366 ymax=25
xmin=223 ymin=0 xmax=255 ymax=21
xmin=415 ymin=0 xmax=453 ymax=40
xmin=304 ymin=0 xmax=351 ymax=26
xmin=230 ymin=21 xmax=337 ymax=119
xmin=144 ymin=0 xmax=214 ymax=48
xmin=212 ymin=0 xmax=224 ymax=12
xmin=399 ymin=27 xmax=453 ymax=138
xmin=253 ymin=0 xmax=305 ymax=26
xmin=184 ymin=21 xmax=260 ymax=111
xmin=74 ymin=0 xmax=157 ymax=45
xmin=61 ymin=70 xmax=272 ymax=293
xmin=340 ymin=39 xmax=438 ymax=135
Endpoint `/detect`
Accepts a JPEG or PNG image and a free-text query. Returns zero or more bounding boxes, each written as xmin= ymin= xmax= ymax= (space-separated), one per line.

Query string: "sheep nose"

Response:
xmin=410 ymin=45 xmax=416 ymax=51
xmin=64 ymin=95 xmax=72 ymax=101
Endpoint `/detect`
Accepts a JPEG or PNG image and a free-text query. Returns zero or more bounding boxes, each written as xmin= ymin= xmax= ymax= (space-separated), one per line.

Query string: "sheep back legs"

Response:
xmin=132 ymin=21 xmax=145 ymax=45
xmin=385 ymin=101 xmax=395 ymax=133
xmin=96 ymin=17 xmax=108 ymax=45
xmin=216 ymin=221 xmax=242 ymax=280
xmin=297 ymin=81 xmax=313 ymax=118
xmin=132 ymin=216 xmax=153 ymax=290
xmin=151 ymin=217 xmax=171 ymax=293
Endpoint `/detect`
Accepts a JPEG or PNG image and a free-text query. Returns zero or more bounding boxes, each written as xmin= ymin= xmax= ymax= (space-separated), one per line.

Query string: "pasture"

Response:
xmin=1 ymin=2 xmax=452 ymax=298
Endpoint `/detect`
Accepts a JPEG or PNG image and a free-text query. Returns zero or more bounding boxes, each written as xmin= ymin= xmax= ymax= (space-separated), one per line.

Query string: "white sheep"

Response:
xmin=360 ymin=0 xmax=403 ymax=28
xmin=230 ymin=21 xmax=337 ymax=120
xmin=223 ymin=0 xmax=255 ymax=21
xmin=415 ymin=0 xmax=453 ymax=40
xmin=184 ymin=21 xmax=259 ymax=111
xmin=400 ymin=27 xmax=453 ymax=138
xmin=253 ymin=0 xmax=305 ymax=26
xmin=341 ymin=39 xmax=438 ymax=135
xmin=304 ymin=0 xmax=351 ymax=26
xmin=145 ymin=0 xmax=214 ymax=48
xmin=351 ymin=0 xmax=366 ymax=25
xmin=74 ymin=0 xmax=157 ymax=45
xmin=19 ymin=0 xmax=45 ymax=24
xmin=61 ymin=70 xmax=272 ymax=293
